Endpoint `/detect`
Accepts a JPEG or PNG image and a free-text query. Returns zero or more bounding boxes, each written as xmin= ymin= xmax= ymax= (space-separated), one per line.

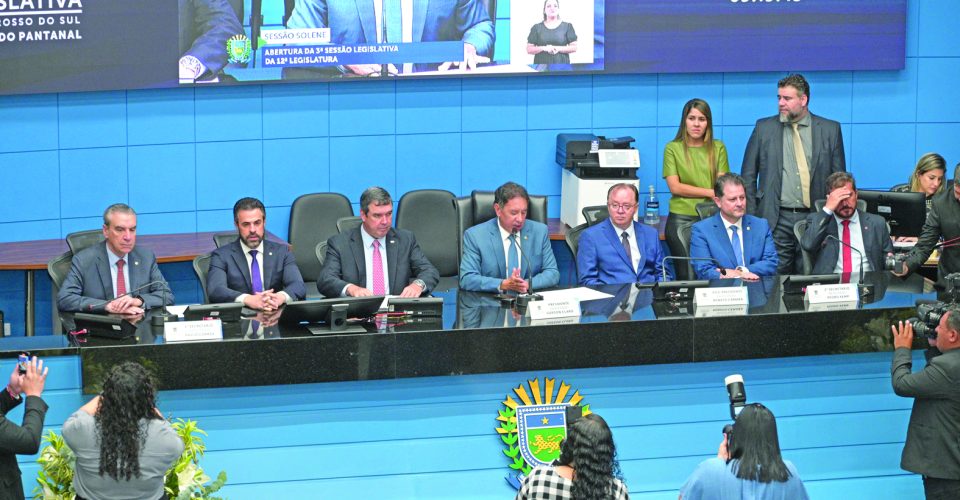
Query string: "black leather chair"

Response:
xmin=396 ymin=189 xmax=460 ymax=291
xmin=336 ymin=216 xmax=363 ymax=234
xmin=695 ymin=202 xmax=719 ymax=221
xmin=193 ymin=253 xmax=212 ymax=303
xmin=66 ymin=229 xmax=104 ymax=254
xmin=813 ymin=198 xmax=867 ymax=213
xmin=315 ymin=241 xmax=328 ymax=269
xmin=564 ymin=223 xmax=590 ymax=276
xmin=793 ymin=220 xmax=813 ymax=275
xmin=581 ymin=205 xmax=608 ymax=225
xmin=677 ymin=223 xmax=695 ymax=279
xmin=213 ymin=232 xmax=237 ymax=249
xmin=47 ymin=251 xmax=74 ymax=333
xmin=289 ymin=193 xmax=353 ymax=297
xmin=469 ymin=190 xmax=548 ymax=225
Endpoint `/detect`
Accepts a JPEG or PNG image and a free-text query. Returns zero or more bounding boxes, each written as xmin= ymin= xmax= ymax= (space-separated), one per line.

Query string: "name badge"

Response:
xmin=694 ymin=287 xmax=748 ymax=306
xmin=805 ymin=283 xmax=859 ymax=304
xmin=694 ymin=303 xmax=749 ymax=318
xmin=805 ymin=300 xmax=859 ymax=312
xmin=527 ymin=298 xmax=581 ymax=320
xmin=164 ymin=319 xmax=223 ymax=343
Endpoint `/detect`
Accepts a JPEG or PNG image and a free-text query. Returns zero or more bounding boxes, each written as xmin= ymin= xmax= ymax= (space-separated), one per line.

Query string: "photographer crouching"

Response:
xmin=892 ymin=305 xmax=960 ymax=499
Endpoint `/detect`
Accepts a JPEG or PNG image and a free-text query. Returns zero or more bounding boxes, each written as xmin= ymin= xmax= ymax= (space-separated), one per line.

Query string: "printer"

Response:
xmin=557 ymin=134 xmax=640 ymax=226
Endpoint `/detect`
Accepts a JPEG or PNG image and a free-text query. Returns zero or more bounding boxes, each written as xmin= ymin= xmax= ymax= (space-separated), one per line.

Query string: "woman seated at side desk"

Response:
xmin=892 ymin=152 xmax=946 ymax=244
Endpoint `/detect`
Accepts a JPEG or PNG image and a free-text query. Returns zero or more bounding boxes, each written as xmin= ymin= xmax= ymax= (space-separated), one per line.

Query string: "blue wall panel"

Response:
xmin=592 ymin=73 xmax=659 ymax=129
xmin=395 ymin=133 xmax=462 ymax=195
xmin=127 ymin=88 xmax=196 ymax=146
xmin=396 ymin=79 xmax=463 ymax=135
xmin=0 ymin=93 xmax=59 ymax=153
xmin=58 ymin=148 xmax=128 ymax=218
xmin=527 ymin=75 xmax=593 ymax=130
xmin=461 ymin=131 xmax=526 ymax=192
xmin=329 ymin=80 xmax=396 ymax=137
xmin=128 ymin=144 xmax=197 ymax=214
xmin=0 ymin=151 xmax=60 ymax=223
xmin=262 ymin=137 xmax=331 ymax=205
xmin=195 ymin=141 xmax=263 ymax=210
xmin=57 ymin=91 xmax=126 ymax=149
xmin=261 ymin=83 xmax=329 ymax=139
xmin=195 ymin=86 xmax=264 ymax=143
xmin=461 ymin=77 xmax=526 ymax=132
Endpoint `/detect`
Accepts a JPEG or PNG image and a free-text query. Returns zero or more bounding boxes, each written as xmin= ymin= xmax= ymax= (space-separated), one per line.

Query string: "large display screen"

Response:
xmin=0 ymin=0 xmax=906 ymax=96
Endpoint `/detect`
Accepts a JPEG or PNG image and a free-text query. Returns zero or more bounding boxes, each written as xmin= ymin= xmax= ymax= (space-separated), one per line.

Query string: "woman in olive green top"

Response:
xmin=663 ymin=98 xmax=730 ymax=280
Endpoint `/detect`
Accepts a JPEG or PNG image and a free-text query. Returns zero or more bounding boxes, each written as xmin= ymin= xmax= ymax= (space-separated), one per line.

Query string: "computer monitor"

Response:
xmin=857 ymin=190 xmax=926 ymax=237
xmin=279 ymin=296 xmax=383 ymax=331
xmin=653 ymin=280 xmax=710 ymax=301
xmin=184 ymin=303 xmax=243 ymax=322
xmin=73 ymin=313 xmax=138 ymax=339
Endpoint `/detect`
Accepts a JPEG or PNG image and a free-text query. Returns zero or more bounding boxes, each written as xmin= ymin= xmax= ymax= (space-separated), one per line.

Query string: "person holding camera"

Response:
xmin=0 ymin=356 xmax=48 ymax=500
xmin=515 ymin=413 xmax=629 ymax=500
xmin=679 ymin=403 xmax=808 ymax=499
xmin=62 ymin=362 xmax=183 ymax=500
xmin=891 ymin=307 xmax=960 ymax=499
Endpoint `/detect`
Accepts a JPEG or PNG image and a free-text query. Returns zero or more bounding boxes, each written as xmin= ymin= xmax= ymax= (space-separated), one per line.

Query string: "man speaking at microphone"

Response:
xmin=689 ymin=173 xmax=778 ymax=280
xmin=57 ymin=204 xmax=173 ymax=315
xmin=460 ymin=182 xmax=559 ymax=293
xmin=800 ymin=172 xmax=892 ymax=275
xmin=576 ymin=183 xmax=669 ymax=285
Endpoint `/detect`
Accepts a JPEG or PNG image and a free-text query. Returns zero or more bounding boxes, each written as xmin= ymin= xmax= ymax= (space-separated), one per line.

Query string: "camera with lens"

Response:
xmin=722 ymin=374 xmax=747 ymax=437
xmin=907 ymin=303 xmax=948 ymax=339
xmin=885 ymin=252 xmax=908 ymax=271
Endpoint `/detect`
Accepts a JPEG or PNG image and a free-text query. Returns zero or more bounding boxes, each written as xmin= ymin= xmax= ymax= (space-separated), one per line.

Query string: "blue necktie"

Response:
xmin=507 ymin=235 xmax=519 ymax=278
xmin=730 ymin=226 xmax=744 ymax=268
xmin=250 ymin=250 xmax=264 ymax=293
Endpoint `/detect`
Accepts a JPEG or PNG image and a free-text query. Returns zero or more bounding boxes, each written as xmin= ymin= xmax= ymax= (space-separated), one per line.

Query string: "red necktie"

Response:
xmin=116 ymin=258 xmax=126 ymax=297
xmin=841 ymin=220 xmax=852 ymax=274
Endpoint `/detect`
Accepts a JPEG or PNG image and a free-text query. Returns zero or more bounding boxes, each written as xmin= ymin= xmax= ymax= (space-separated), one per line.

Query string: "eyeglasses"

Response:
xmin=608 ymin=203 xmax=636 ymax=212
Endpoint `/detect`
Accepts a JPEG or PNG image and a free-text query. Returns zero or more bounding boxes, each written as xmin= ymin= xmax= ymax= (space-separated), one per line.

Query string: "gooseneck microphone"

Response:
xmin=511 ymin=231 xmax=544 ymax=308
xmin=825 ymin=234 xmax=872 ymax=296
xmin=85 ymin=280 xmax=168 ymax=312
xmin=659 ymin=256 xmax=727 ymax=282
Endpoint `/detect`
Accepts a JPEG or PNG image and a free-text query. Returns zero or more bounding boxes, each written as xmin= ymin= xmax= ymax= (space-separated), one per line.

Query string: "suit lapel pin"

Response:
xmin=390 ymin=240 xmax=395 ymax=244
xmin=134 ymin=261 xmax=139 ymax=266
xmin=268 ymin=252 xmax=273 ymax=256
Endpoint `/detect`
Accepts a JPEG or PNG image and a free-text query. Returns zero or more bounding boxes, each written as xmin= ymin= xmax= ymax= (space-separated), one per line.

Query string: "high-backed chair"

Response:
xmin=47 ymin=251 xmax=74 ymax=334
xmin=289 ymin=193 xmax=353 ymax=297
xmin=677 ymin=223 xmax=695 ymax=279
xmin=213 ymin=232 xmax=237 ymax=249
xmin=581 ymin=205 xmax=608 ymax=225
xmin=315 ymin=241 xmax=328 ymax=270
xmin=396 ymin=189 xmax=460 ymax=291
xmin=336 ymin=216 xmax=363 ymax=234
xmin=564 ymin=223 xmax=591 ymax=276
xmin=813 ymin=199 xmax=867 ymax=213
xmin=66 ymin=229 xmax=104 ymax=254
xmin=469 ymin=190 xmax=547 ymax=225
xmin=695 ymin=202 xmax=719 ymax=221
xmin=193 ymin=253 xmax=213 ymax=303
xmin=793 ymin=220 xmax=813 ymax=275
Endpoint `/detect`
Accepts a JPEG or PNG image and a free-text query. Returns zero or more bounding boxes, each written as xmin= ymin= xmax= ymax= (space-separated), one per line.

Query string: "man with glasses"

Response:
xmin=577 ymin=183 xmax=672 ymax=285
xmin=689 ymin=173 xmax=778 ymax=280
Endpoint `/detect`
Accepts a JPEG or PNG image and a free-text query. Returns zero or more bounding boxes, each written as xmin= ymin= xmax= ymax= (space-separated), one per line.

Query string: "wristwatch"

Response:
xmin=412 ymin=279 xmax=427 ymax=292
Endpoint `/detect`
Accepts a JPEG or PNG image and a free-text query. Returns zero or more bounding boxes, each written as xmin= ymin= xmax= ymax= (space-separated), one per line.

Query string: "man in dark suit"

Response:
xmin=892 ymin=308 xmax=960 ymax=498
xmin=460 ymin=182 xmax=559 ymax=293
xmin=801 ymin=172 xmax=893 ymax=275
xmin=285 ymin=0 xmax=494 ymax=77
xmin=0 ymin=356 xmax=48 ymax=500
xmin=178 ymin=0 xmax=243 ymax=81
xmin=57 ymin=204 xmax=173 ymax=314
xmin=741 ymin=74 xmax=846 ymax=274
xmin=207 ymin=198 xmax=306 ymax=310
xmin=690 ymin=173 xmax=778 ymax=280
xmin=576 ymin=183 xmax=671 ymax=285
xmin=319 ymin=187 xmax=439 ymax=297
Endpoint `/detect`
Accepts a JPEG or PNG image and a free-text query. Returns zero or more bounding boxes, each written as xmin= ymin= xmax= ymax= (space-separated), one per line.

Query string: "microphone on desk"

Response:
xmin=511 ymin=231 xmax=544 ymax=308
xmin=825 ymin=235 xmax=873 ymax=297
xmin=86 ymin=280 xmax=167 ymax=311
xmin=658 ymin=256 xmax=727 ymax=283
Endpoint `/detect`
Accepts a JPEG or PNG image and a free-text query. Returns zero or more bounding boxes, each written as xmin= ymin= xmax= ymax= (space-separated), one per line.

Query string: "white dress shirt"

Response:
xmin=236 ymin=240 xmax=292 ymax=305
xmin=611 ymin=222 xmax=641 ymax=273
xmin=721 ymin=216 xmax=750 ymax=272
xmin=106 ymin=248 xmax=132 ymax=298
xmin=342 ymin=226 xmax=391 ymax=296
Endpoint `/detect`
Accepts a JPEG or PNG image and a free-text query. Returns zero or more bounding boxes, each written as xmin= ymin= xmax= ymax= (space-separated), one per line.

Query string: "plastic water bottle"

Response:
xmin=644 ymin=185 xmax=660 ymax=226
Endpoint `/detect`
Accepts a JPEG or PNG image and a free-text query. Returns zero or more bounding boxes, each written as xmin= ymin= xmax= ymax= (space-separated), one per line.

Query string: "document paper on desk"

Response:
xmin=536 ymin=288 xmax=613 ymax=303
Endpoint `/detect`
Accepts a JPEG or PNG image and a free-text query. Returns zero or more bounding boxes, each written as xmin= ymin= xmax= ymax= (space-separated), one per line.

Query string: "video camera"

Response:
xmin=906 ymin=273 xmax=960 ymax=339
xmin=723 ymin=374 xmax=747 ymax=437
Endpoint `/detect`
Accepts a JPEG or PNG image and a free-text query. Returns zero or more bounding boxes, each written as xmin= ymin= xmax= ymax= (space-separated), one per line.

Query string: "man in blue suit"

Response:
xmin=207 ymin=198 xmax=306 ymax=310
xmin=178 ymin=0 xmax=243 ymax=81
xmin=460 ymin=182 xmax=559 ymax=293
xmin=285 ymin=0 xmax=495 ymax=77
xmin=577 ymin=183 xmax=671 ymax=285
xmin=57 ymin=204 xmax=174 ymax=314
xmin=690 ymin=173 xmax=779 ymax=280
